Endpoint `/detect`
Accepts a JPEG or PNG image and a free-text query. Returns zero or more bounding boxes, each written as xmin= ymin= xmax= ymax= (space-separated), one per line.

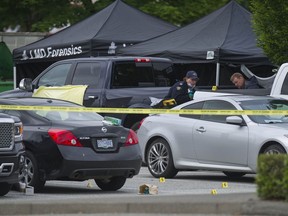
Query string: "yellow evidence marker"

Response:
xmin=159 ymin=177 xmax=166 ymax=183
xmin=212 ymin=86 xmax=218 ymax=91
xmin=222 ymin=182 xmax=228 ymax=188
xmin=211 ymin=189 xmax=217 ymax=195
xmin=87 ymin=179 xmax=94 ymax=188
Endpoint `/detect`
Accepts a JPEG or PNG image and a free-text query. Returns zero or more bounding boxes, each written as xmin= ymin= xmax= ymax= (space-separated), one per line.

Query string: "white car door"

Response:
xmin=192 ymin=100 xmax=249 ymax=166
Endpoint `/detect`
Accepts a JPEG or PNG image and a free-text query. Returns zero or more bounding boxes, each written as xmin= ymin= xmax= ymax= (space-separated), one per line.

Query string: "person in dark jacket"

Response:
xmin=164 ymin=70 xmax=199 ymax=105
xmin=230 ymin=72 xmax=261 ymax=89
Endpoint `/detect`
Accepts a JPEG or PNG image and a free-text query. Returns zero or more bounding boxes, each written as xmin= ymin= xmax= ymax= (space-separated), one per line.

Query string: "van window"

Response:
xmin=111 ymin=61 xmax=174 ymax=88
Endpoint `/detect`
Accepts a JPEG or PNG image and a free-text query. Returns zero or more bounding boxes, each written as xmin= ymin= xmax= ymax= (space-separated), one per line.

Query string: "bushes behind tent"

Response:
xmin=0 ymin=81 xmax=13 ymax=92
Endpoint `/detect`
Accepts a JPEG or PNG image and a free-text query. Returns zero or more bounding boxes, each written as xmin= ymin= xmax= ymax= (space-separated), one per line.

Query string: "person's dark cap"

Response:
xmin=186 ymin=71 xmax=199 ymax=81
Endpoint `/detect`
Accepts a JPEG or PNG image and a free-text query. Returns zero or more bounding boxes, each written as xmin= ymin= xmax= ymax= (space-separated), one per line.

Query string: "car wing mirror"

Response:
xmin=19 ymin=78 xmax=33 ymax=91
xmin=226 ymin=116 xmax=244 ymax=125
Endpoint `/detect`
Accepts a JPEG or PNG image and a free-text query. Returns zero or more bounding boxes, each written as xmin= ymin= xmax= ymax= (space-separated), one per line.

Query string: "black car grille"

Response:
xmin=0 ymin=123 xmax=13 ymax=150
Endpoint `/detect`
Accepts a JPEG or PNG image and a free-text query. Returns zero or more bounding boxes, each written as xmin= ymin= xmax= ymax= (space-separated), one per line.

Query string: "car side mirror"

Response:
xmin=226 ymin=116 xmax=243 ymax=125
xmin=19 ymin=78 xmax=33 ymax=92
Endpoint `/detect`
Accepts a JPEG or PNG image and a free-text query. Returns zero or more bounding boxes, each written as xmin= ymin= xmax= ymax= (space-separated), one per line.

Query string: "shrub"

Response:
xmin=256 ymin=154 xmax=288 ymax=201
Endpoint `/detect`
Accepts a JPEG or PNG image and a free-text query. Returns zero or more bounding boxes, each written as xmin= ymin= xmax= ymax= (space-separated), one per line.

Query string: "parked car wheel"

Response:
xmin=223 ymin=171 xmax=246 ymax=178
xmin=95 ymin=176 xmax=126 ymax=191
xmin=263 ymin=144 xmax=286 ymax=154
xmin=0 ymin=182 xmax=12 ymax=196
xmin=146 ymin=138 xmax=178 ymax=178
xmin=19 ymin=151 xmax=46 ymax=192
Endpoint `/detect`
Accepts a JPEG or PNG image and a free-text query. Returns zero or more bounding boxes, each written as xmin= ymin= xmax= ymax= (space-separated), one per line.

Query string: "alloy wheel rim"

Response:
xmin=19 ymin=157 xmax=34 ymax=185
xmin=148 ymin=142 xmax=169 ymax=175
xmin=265 ymin=149 xmax=282 ymax=154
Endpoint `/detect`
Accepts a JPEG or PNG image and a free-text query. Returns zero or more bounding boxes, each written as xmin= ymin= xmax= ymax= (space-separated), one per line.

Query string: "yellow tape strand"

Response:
xmin=0 ymin=105 xmax=287 ymax=115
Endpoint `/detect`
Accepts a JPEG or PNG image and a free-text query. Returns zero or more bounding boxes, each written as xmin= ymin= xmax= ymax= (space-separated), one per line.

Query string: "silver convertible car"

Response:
xmin=138 ymin=95 xmax=288 ymax=178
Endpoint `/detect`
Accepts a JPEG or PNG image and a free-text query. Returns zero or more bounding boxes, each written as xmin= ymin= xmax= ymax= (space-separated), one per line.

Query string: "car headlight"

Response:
xmin=14 ymin=122 xmax=23 ymax=136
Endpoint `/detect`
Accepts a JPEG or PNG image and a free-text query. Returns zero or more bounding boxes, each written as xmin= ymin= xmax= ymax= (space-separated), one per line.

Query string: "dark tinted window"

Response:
xmin=201 ymin=100 xmax=237 ymax=123
xmin=240 ymin=99 xmax=288 ymax=124
xmin=72 ymin=62 xmax=101 ymax=87
xmin=153 ymin=62 xmax=174 ymax=87
xmin=281 ymin=73 xmax=288 ymax=94
xmin=38 ymin=64 xmax=71 ymax=87
xmin=111 ymin=61 xmax=174 ymax=88
xmin=180 ymin=101 xmax=204 ymax=119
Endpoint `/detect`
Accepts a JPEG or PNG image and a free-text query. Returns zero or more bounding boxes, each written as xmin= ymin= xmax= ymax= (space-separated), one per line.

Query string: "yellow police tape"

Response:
xmin=0 ymin=105 xmax=288 ymax=115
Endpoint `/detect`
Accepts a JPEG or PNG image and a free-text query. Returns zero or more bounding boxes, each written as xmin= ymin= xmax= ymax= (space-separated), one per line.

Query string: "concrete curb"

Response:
xmin=0 ymin=193 xmax=287 ymax=215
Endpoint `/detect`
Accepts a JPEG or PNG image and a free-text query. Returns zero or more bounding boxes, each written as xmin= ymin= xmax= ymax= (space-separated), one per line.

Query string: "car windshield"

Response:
xmin=239 ymin=99 xmax=288 ymax=124
xmin=34 ymin=110 xmax=103 ymax=121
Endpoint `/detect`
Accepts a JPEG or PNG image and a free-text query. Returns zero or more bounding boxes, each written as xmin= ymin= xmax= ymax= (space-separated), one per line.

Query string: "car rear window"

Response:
xmin=111 ymin=61 xmax=175 ymax=88
xmin=35 ymin=110 xmax=103 ymax=121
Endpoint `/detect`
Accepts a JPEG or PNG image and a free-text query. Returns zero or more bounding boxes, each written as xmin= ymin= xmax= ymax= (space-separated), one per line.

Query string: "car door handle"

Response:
xmin=88 ymin=95 xmax=99 ymax=99
xmin=196 ymin=127 xmax=206 ymax=133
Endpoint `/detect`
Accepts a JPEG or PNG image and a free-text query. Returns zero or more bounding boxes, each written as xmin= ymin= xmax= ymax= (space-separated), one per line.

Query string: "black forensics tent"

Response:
xmin=118 ymin=0 xmax=269 ymax=64
xmin=13 ymin=0 xmax=177 ymax=84
xmin=118 ymin=1 xmax=273 ymax=86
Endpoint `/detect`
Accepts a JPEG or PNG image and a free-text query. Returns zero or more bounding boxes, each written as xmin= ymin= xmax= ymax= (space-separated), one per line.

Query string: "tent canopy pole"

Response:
xmin=216 ymin=62 xmax=220 ymax=86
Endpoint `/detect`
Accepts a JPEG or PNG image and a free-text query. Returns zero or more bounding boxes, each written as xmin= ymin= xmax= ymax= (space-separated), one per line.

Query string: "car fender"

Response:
xmin=138 ymin=117 xmax=182 ymax=164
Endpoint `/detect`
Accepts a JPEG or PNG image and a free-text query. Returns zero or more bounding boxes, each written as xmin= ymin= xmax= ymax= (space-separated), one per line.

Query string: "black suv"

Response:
xmin=0 ymin=113 xmax=24 ymax=196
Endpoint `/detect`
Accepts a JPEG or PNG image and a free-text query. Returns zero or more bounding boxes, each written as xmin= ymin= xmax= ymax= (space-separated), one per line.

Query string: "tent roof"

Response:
xmin=13 ymin=0 xmax=177 ymax=62
xmin=118 ymin=0 xmax=270 ymax=65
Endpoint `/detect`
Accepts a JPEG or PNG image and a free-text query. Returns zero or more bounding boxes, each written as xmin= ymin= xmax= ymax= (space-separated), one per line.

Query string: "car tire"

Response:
xmin=95 ymin=176 xmax=126 ymax=191
xmin=223 ymin=171 xmax=246 ymax=178
xmin=18 ymin=151 xmax=46 ymax=192
xmin=0 ymin=183 xmax=12 ymax=196
xmin=146 ymin=138 xmax=178 ymax=178
xmin=263 ymin=144 xmax=286 ymax=154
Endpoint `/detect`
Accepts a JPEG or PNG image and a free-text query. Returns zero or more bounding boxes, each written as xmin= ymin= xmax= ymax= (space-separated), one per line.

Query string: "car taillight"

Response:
xmin=124 ymin=129 xmax=139 ymax=146
xmin=48 ymin=129 xmax=83 ymax=147
xmin=134 ymin=58 xmax=151 ymax=63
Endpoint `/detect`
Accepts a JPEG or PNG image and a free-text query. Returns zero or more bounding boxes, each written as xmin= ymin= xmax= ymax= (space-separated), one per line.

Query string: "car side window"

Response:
xmin=38 ymin=64 xmax=71 ymax=87
xmin=201 ymin=100 xmax=237 ymax=123
xmin=71 ymin=62 xmax=102 ymax=87
xmin=281 ymin=73 xmax=288 ymax=95
xmin=180 ymin=101 xmax=204 ymax=119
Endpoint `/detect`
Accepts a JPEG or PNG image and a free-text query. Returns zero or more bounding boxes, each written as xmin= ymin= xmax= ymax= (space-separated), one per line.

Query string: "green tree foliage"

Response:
xmin=0 ymin=42 xmax=13 ymax=80
xmin=0 ymin=0 xmax=96 ymax=32
xmin=0 ymin=0 xmax=250 ymax=32
xmin=250 ymin=0 xmax=288 ymax=65
xmin=138 ymin=0 xmax=229 ymax=26
xmin=125 ymin=0 xmax=251 ymax=27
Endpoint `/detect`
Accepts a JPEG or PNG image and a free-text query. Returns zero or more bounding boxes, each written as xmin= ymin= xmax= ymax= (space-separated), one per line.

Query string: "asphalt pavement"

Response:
xmin=1 ymin=191 xmax=288 ymax=215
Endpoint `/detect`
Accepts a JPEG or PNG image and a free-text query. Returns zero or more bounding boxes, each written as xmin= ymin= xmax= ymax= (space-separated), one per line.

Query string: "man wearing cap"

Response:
xmin=164 ymin=70 xmax=199 ymax=105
